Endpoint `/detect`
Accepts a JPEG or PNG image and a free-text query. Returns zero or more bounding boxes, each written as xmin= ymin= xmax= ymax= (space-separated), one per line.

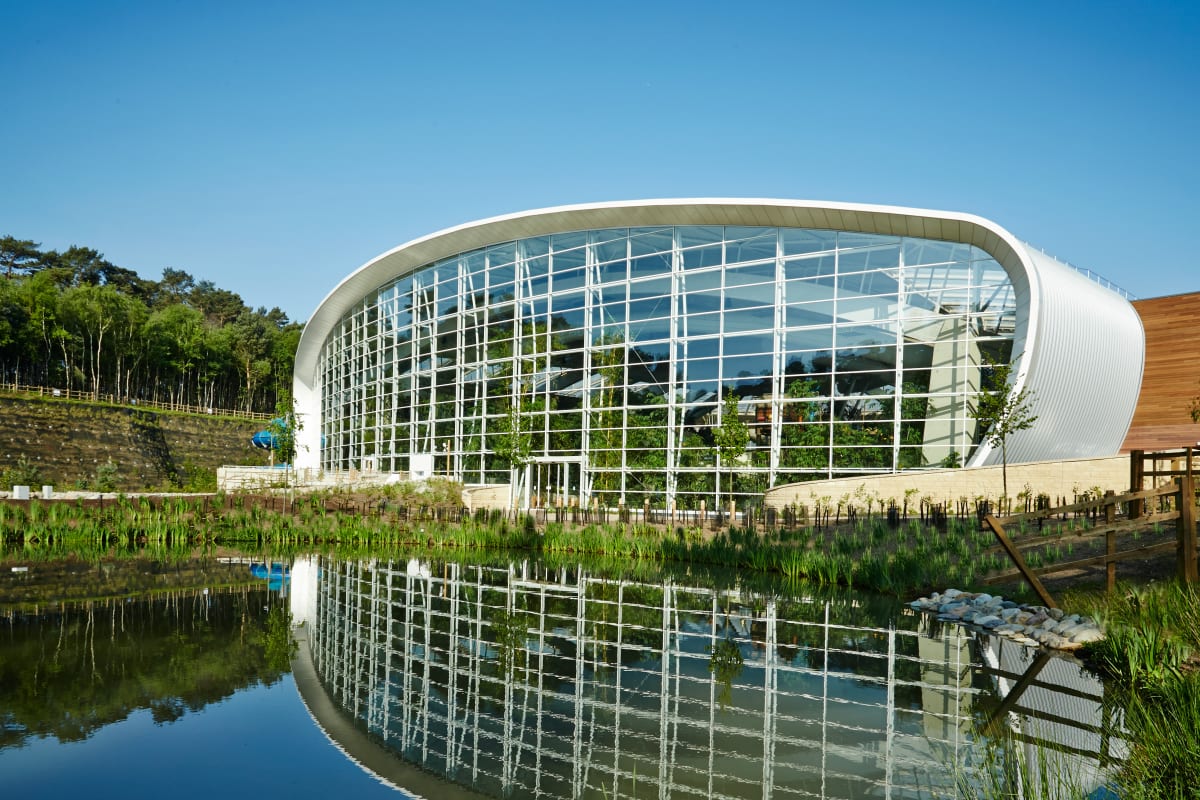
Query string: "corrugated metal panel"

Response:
xmin=975 ymin=246 xmax=1144 ymax=465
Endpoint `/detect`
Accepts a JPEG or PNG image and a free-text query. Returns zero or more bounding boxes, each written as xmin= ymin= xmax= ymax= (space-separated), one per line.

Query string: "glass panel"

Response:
xmin=786 ymin=300 xmax=836 ymax=328
xmin=629 ymin=317 xmax=671 ymax=343
xmin=782 ymin=228 xmax=837 ymax=255
xmin=528 ymin=274 xmax=550 ymax=298
xmin=725 ymin=261 xmax=776 ymax=286
xmin=629 ymin=228 xmax=673 ymax=255
xmin=834 ymin=344 xmax=897 ymax=373
xmin=838 ymin=293 xmax=897 ymax=322
xmin=599 ymin=258 xmax=628 ymax=284
xmin=682 ymin=269 xmax=721 ymax=293
xmin=680 ymin=337 xmax=720 ymax=359
xmin=552 ymin=267 xmax=585 ymax=293
xmin=783 ymin=373 xmax=831 ymax=399
xmin=594 ymin=238 xmax=627 ymax=264
xmin=553 ymin=248 xmax=586 ymax=272
xmin=525 ymin=254 xmax=550 ymax=279
xmin=836 ymin=325 xmax=894 ymax=348
xmin=629 ymin=277 xmax=671 ymax=299
xmin=682 ymin=358 xmax=720 ymax=381
xmin=521 ymin=236 xmax=549 ymax=258
xmin=678 ymin=226 xmax=723 ymax=248
xmin=724 ymin=227 xmax=776 ymax=262
xmin=784 ymin=326 xmax=834 ymax=352
xmin=723 ymin=333 xmax=775 ymax=357
xmin=489 ymin=263 xmax=515 ymax=288
xmin=784 ymin=254 xmax=836 ymax=281
xmin=725 ymin=282 xmax=774 ymax=308
xmin=487 ymin=242 xmax=517 ymax=266
xmin=839 ymin=244 xmax=901 ymax=272
xmin=552 ymin=231 xmax=588 ymax=251
xmin=726 ymin=353 xmax=773 ymax=384
xmin=683 ymin=245 xmax=722 ymax=269
xmin=630 ymin=252 xmax=671 ymax=278
xmin=903 ymin=238 xmax=972 ymax=266
xmin=551 ymin=289 xmax=585 ymax=312
xmin=723 ymin=309 xmax=771 ymax=333
xmin=587 ymin=228 xmax=626 ymax=246
xmin=681 ymin=311 xmax=721 ymax=335
xmin=628 ymin=296 xmax=671 ymax=320
xmin=838 ymin=232 xmax=897 ymax=249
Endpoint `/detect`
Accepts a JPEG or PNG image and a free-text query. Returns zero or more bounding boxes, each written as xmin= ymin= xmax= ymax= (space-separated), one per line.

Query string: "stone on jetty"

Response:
xmin=908 ymin=588 xmax=1104 ymax=652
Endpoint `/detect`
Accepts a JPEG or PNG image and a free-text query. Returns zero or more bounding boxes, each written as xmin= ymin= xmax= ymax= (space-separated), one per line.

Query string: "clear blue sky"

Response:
xmin=2 ymin=0 xmax=1197 ymax=322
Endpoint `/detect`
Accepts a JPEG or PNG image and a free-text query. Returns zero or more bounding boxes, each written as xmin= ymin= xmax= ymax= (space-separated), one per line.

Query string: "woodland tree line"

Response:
xmin=0 ymin=235 xmax=301 ymax=414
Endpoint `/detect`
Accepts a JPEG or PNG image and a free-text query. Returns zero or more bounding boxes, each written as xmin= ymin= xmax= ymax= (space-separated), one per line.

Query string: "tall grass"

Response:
xmin=1 ymin=494 xmax=1012 ymax=596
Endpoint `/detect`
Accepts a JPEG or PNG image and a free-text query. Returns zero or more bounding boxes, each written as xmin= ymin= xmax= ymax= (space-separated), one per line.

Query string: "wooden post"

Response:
xmin=1129 ymin=450 xmax=1144 ymax=520
xmin=984 ymin=513 xmax=1059 ymax=609
xmin=1178 ymin=475 xmax=1198 ymax=584
xmin=1105 ymin=489 xmax=1117 ymax=593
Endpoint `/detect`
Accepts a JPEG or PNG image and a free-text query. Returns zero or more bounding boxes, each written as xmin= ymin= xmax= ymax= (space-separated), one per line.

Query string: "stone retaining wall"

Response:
xmin=216 ymin=466 xmax=411 ymax=492
xmin=764 ymin=455 xmax=1131 ymax=510
xmin=461 ymin=484 xmax=511 ymax=511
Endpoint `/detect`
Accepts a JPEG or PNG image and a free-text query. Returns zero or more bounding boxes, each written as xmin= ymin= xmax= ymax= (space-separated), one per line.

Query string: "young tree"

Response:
xmin=266 ymin=392 xmax=301 ymax=465
xmin=711 ymin=392 xmax=750 ymax=509
xmin=492 ymin=392 xmax=533 ymax=508
xmin=971 ymin=356 xmax=1038 ymax=498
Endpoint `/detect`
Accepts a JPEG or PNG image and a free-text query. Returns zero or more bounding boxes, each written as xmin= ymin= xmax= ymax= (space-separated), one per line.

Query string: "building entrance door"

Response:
xmin=529 ymin=458 xmax=582 ymax=509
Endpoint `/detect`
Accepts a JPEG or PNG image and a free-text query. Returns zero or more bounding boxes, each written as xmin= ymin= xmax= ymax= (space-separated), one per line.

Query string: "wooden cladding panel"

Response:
xmin=1123 ymin=292 xmax=1200 ymax=451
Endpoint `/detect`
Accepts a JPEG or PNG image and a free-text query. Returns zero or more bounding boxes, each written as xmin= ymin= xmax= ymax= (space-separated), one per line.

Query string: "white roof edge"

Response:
xmin=296 ymin=198 xmax=1034 ymax=367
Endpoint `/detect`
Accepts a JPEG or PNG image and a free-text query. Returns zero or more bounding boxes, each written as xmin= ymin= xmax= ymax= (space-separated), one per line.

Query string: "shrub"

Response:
xmin=93 ymin=460 xmax=121 ymax=492
xmin=1 ymin=455 xmax=44 ymax=488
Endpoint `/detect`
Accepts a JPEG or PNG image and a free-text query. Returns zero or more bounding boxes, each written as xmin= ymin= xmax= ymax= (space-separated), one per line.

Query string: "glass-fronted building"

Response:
xmin=294 ymin=200 xmax=1143 ymax=508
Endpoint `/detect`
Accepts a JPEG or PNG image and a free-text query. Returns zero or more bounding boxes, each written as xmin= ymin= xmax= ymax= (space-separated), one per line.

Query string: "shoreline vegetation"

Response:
xmin=1 ymin=483 xmax=1197 ymax=798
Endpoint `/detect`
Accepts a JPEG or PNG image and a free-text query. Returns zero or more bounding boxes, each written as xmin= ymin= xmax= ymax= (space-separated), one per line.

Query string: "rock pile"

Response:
xmin=909 ymin=588 xmax=1104 ymax=652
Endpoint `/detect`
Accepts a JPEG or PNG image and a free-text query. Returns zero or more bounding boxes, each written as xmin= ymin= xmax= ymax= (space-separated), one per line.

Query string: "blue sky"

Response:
xmin=2 ymin=0 xmax=1197 ymax=322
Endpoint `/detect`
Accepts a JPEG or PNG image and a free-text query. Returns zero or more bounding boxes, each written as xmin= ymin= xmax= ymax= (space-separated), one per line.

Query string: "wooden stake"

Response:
xmin=984 ymin=513 xmax=1059 ymax=609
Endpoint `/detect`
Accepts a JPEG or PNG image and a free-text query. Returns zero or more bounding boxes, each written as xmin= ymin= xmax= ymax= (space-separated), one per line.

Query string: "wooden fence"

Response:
xmin=0 ymin=382 xmax=274 ymax=421
xmin=983 ymin=460 xmax=1198 ymax=608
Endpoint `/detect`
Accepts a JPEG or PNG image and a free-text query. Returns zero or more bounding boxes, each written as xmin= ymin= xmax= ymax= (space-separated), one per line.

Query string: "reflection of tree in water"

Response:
xmin=264 ymin=605 xmax=297 ymax=673
xmin=708 ymin=636 xmax=745 ymax=709
xmin=0 ymin=587 xmax=287 ymax=748
xmin=492 ymin=608 xmax=528 ymax=679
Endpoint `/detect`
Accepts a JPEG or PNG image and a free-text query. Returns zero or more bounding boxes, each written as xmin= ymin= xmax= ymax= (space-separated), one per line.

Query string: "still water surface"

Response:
xmin=0 ymin=554 xmax=1124 ymax=799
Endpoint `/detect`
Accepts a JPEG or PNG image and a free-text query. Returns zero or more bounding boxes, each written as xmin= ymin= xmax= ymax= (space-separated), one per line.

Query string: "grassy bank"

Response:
xmin=0 ymin=492 xmax=1017 ymax=596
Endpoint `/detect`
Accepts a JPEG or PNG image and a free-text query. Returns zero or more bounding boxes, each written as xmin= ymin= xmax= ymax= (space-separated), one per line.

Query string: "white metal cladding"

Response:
xmin=970 ymin=245 xmax=1144 ymax=466
xmin=292 ymin=199 xmax=1141 ymax=476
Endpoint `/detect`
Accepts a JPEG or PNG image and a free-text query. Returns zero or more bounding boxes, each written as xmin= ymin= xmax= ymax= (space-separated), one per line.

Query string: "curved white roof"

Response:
xmin=293 ymin=199 xmax=1143 ymax=471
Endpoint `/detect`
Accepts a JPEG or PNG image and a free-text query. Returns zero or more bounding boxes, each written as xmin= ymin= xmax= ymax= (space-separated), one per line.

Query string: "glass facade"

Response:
xmin=318 ymin=226 xmax=1016 ymax=507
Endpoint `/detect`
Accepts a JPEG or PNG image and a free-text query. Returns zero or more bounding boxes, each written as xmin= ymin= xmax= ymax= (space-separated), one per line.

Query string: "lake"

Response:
xmin=0 ymin=553 xmax=1125 ymax=798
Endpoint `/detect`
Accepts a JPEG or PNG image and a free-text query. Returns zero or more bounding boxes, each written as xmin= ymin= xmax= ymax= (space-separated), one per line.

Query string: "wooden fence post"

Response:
xmin=1130 ymin=450 xmax=1144 ymax=520
xmin=1105 ymin=490 xmax=1117 ymax=593
xmin=1178 ymin=475 xmax=1198 ymax=584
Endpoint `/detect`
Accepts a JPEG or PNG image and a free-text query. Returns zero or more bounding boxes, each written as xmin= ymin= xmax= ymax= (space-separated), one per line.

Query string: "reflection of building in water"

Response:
xmin=304 ymin=557 xmax=1002 ymax=799
xmin=916 ymin=615 xmax=976 ymax=750
xmin=976 ymin=635 xmax=1128 ymax=797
